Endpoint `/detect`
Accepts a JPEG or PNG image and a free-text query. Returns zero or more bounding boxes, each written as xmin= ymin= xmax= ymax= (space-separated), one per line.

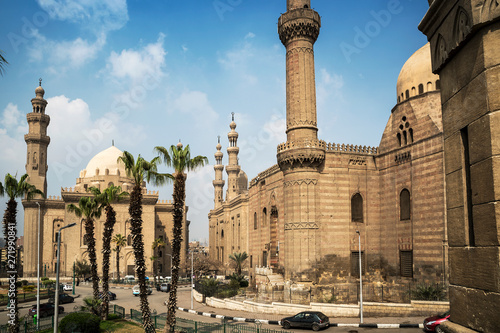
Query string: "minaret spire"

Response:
xmin=213 ymin=136 xmax=225 ymax=208
xmin=226 ymin=114 xmax=241 ymax=201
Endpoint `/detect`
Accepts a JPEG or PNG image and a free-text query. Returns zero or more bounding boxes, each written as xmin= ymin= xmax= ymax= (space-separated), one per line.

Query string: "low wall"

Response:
xmin=195 ymin=290 xmax=448 ymax=317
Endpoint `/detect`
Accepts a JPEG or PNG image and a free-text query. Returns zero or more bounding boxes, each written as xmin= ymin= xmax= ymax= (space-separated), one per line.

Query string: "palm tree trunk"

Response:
xmin=116 ymin=248 xmax=121 ymax=283
xmin=84 ymin=217 xmax=100 ymax=300
xmin=130 ymin=183 xmax=155 ymax=332
xmin=4 ymin=199 xmax=19 ymax=333
xmin=101 ymin=205 xmax=116 ymax=319
xmin=165 ymin=173 xmax=186 ymax=332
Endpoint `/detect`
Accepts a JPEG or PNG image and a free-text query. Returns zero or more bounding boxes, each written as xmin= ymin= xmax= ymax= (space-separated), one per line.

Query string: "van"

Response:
xmin=123 ymin=275 xmax=135 ymax=283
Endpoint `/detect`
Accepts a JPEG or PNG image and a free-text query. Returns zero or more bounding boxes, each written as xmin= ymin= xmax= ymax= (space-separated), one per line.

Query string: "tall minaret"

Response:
xmin=213 ymin=136 xmax=225 ymax=208
xmin=277 ymin=0 xmax=325 ymax=279
xmin=23 ymin=79 xmax=50 ymax=277
xmin=225 ymin=113 xmax=241 ymax=201
xmin=25 ymin=79 xmax=50 ymax=196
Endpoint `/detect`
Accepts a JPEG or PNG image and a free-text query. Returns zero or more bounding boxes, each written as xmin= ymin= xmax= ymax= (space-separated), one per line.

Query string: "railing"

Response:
xmin=0 ymin=289 xmax=54 ymax=306
xmin=113 ymin=304 xmax=125 ymax=318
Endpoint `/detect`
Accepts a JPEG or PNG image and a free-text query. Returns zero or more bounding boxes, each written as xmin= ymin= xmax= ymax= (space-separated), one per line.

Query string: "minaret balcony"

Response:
xmin=24 ymin=133 xmax=50 ymax=145
xmin=277 ymin=138 xmax=326 ymax=170
xmin=27 ymin=113 xmax=50 ymax=124
xmin=226 ymin=165 xmax=241 ymax=173
xmin=213 ymin=180 xmax=225 ymax=186
xmin=227 ymin=146 xmax=239 ymax=153
xmin=278 ymin=8 xmax=321 ymax=45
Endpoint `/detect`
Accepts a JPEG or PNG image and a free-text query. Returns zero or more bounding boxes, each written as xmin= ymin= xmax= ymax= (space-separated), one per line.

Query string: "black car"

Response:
xmin=98 ymin=291 xmax=117 ymax=301
xmin=48 ymin=293 xmax=75 ymax=304
xmin=28 ymin=303 xmax=64 ymax=318
xmin=281 ymin=311 xmax=330 ymax=331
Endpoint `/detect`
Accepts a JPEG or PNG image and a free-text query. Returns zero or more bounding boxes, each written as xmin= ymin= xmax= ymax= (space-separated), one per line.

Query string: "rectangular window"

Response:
xmin=461 ymin=127 xmax=475 ymax=246
xmin=250 ymin=255 xmax=253 ymax=268
xmin=400 ymin=250 xmax=413 ymax=278
xmin=351 ymin=251 xmax=365 ymax=276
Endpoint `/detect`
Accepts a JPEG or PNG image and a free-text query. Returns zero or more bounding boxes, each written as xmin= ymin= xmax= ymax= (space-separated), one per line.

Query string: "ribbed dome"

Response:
xmin=396 ymin=43 xmax=440 ymax=103
xmin=82 ymin=146 xmax=126 ymax=178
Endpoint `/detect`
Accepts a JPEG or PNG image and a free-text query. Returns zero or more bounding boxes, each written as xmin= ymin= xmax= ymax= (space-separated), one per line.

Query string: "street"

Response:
xmin=1 ymin=285 xmax=426 ymax=333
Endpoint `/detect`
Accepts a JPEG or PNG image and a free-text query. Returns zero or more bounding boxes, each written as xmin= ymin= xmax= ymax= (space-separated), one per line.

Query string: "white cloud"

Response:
xmin=106 ymin=34 xmax=166 ymax=83
xmin=1 ymin=103 xmax=22 ymax=128
xmin=317 ymin=68 xmax=344 ymax=107
xmin=36 ymin=0 xmax=128 ymax=33
xmin=245 ymin=32 xmax=256 ymax=39
xmin=171 ymin=90 xmax=219 ymax=128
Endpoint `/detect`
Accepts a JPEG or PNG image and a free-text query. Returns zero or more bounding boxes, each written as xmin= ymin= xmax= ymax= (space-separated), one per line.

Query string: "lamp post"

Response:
xmin=191 ymin=251 xmax=194 ymax=310
xmin=35 ymin=201 xmax=41 ymax=332
xmin=356 ymin=230 xmax=363 ymax=324
xmin=54 ymin=223 xmax=76 ymax=333
xmin=72 ymin=261 xmax=75 ymax=295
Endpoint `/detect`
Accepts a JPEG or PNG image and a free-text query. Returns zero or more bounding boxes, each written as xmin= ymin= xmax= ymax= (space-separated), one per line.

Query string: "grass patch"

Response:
xmin=100 ymin=319 xmax=144 ymax=332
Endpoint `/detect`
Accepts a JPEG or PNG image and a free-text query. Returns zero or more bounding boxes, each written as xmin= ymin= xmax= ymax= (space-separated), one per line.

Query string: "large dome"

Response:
xmin=396 ymin=43 xmax=440 ymax=104
xmin=81 ymin=146 xmax=126 ymax=178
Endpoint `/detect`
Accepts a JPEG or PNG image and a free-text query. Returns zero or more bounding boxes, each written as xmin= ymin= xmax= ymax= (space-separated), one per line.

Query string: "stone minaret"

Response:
xmin=226 ymin=113 xmax=241 ymax=201
xmin=277 ymin=0 xmax=325 ymax=279
xmin=213 ymin=136 xmax=225 ymax=208
xmin=23 ymin=79 xmax=50 ymax=277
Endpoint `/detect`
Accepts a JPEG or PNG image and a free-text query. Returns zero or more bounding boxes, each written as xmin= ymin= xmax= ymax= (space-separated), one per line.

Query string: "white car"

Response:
xmin=62 ymin=284 xmax=73 ymax=291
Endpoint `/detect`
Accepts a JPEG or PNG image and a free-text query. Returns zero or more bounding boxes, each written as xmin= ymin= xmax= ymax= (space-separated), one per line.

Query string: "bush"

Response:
xmin=106 ymin=313 xmax=120 ymax=320
xmin=59 ymin=312 xmax=101 ymax=333
xmin=239 ymin=280 xmax=249 ymax=288
xmin=410 ymin=284 xmax=446 ymax=301
xmin=20 ymin=280 xmax=29 ymax=286
xmin=22 ymin=285 xmax=36 ymax=293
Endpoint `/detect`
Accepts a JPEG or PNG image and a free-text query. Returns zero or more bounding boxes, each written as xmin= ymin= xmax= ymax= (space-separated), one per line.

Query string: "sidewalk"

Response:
xmin=174 ymin=288 xmax=426 ymax=328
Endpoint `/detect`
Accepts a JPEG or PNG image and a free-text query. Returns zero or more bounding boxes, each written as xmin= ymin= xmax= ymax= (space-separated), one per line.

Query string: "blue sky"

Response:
xmin=0 ymin=0 xmax=431 ymax=243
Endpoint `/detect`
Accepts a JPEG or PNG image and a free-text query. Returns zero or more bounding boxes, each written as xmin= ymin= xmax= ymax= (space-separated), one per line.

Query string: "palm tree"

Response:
xmin=66 ymin=196 xmax=102 ymax=301
xmin=89 ymin=185 xmax=128 ymax=319
xmin=155 ymin=143 xmax=208 ymax=332
xmin=112 ymin=234 xmax=127 ymax=282
xmin=0 ymin=50 xmax=8 ymax=76
xmin=229 ymin=252 xmax=249 ymax=276
xmin=74 ymin=259 xmax=91 ymax=285
xmin=152 ymin=238 xmax=165 ymax=287
xmin=118 ymin=151 xmax=167 ymax=333
xmin=1 ymin=173 xmax=43 ymax=333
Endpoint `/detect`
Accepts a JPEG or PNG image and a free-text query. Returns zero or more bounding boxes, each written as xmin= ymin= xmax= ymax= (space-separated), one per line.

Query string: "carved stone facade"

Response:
xmin=209 ymin=0 xmax=448 ymax=303
xmin=420 ymin=0 xmax=500 ymax=331
xmin=22 ymin=86 xmax=189 ymax=278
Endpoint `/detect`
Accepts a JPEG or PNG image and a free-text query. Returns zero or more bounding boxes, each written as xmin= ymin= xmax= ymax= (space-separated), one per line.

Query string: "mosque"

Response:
xmin=209 ymin=0 xmax=448 ymax=302
xmin=22 ymin=85 xmax=188 ymax=278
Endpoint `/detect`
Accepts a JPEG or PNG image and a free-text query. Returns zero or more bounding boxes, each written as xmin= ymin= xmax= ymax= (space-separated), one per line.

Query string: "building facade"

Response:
xmin=22 ymin=84 xmax=189 ymax=278
xmin=209 ymin=0 xmax=448 ymax=302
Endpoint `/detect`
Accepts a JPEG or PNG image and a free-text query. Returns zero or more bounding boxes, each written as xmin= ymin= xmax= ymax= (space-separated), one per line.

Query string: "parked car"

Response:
xmin=160 ymin=283 xmax=171 ymax=292
xmin=62 ymin=284 xmax=73 ymax=291
xmin=132 ymin=284 xmax=152 ymax=296
xmin=123 ymin=275 xmax=135 ymax=283
xmin=28 ymin=303 xmax=64 ymax=318
xmin=48 ymin=293 xmax=74 ymax=304
xmin=423 ymin=310 xmax=450 ymax=332
xmin=98 ymin=291 xmax=117 ymax=301
xmin=281 ymin=311 xmax=330 ymax=331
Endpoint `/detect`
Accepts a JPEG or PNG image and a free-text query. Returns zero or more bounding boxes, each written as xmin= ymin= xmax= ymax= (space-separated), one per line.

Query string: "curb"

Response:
xmin=176 ymin=307 xmax=424 ymax=329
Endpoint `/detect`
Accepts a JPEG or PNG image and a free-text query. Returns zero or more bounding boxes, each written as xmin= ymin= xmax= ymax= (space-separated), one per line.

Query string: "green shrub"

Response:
xmin=410 ymin=284 xmax=446 ymax=301
xmin=59 ymin=312 xmax=101 ymax=333
xmin=22 ymin=285 xmax=36 ymax=293
xmin=106 ymin=313 xmax=120 ymax=320
xmin=239 ymin=280 xmax=249 ymax=288
xmin=20 ymin=280 xmax=29 ymax=286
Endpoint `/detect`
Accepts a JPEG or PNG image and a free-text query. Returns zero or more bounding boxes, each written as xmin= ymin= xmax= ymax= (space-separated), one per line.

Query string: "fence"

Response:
xmin=128 ymin=310 xmax=287 ymax=333
xmin=0 ymin=289 xmax=55 ymax=306
xmin=113 ymin=304 xmax=125 ymax=318
xmin=0 ymin=315 xmax=54 ymax=333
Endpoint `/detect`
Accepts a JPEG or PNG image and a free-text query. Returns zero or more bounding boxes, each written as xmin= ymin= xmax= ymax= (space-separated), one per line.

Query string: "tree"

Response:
xmin=155 ymin=143 xmax=208 ymax=332
xmin=66 ymin=196 xmax=102 ymax=302
xmin=0 ymin=50 xmax=8 ymax=76
xmin=112 ymin=234 xmax=126 ymax=282
xmin=1 ymin=173 xmax=43 ymax=333
xmin=74 ymin=259 xmax=91 ymax=285
xmin=152 ymin=238 xmax=165 ymax=287
xmin=118 ymin=151 xmax=167 ymax=333
xmin=229 ymin=252 xmax=249 ymax=277
xmin=89 ymin=185 xmax=128 ymax=319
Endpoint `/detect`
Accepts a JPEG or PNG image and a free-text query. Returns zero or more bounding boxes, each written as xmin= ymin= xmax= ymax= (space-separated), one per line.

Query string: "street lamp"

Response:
xmin=356 ymin=230 xmax=363 ymax=324
xmin=191 ymin=251 xmax=194 ymax=310
xmin=35 ymin=201 xmax=41 ymax=332
xmin=54 ymin=223 xmax=76 ymax=333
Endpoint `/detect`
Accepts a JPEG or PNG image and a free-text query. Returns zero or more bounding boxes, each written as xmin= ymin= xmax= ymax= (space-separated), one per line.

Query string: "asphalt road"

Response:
xmin=1 ymin=285 xmax=427 ymax=333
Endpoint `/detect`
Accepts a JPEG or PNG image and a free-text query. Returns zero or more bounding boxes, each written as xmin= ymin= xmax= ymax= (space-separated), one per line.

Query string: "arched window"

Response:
xmin=127 ymin=234 xmax=132 ymax=246
xmin=351 ymin=193 xmax=363 ymax=222
xmin=405 ymin=90 xmax=410 ymax=99
xmin=221 ymin=229 xmax=224 ymax=238
xmin=397 ymin=133 xmax=402 ymax=147
xmin=254 ymin=212 xmax=257 ymax=230
xmin=418 ymin=84 xmax=424 ymax=94
xmin=411 ymin=87 xmax=416 ymax=97
xmin=262 ymin=208 xmax=267 ymax=226
xmin=409 ymin=128 xmax=414 ymax=143
xmin=400 ymin=189 xmax=411 ymax=221
xmin=427 ymin=81 xmax=433 ymax=91
xmin=403 ymin=131 xmax=408 ymax=145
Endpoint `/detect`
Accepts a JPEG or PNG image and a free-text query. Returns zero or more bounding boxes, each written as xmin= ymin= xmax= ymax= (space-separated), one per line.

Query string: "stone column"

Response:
xmin=419 ymin=1 xmax=500 ymax=332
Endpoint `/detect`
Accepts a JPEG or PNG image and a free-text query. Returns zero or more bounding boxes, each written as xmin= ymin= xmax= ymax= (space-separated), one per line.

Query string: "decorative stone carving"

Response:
xmin=283 ymin=179 xmax=318 ymax=187
xmin=278 ymin=9 xmax=321 ymax=46
xmin=395 ymin=151 xmax=411 ymax=164
xmin=286 ymin=47 xmax=314 ymax=56
xmin=284 ymin=222 xmax=319 ymax=230
xmin=348 ymin=157 xmax=367 ymax=166
xmin=454 ymin=7 xmax=471 ymax=46
xmin=435 ymin=35 xmax=448 ymax=68
xmin=481 ymin=0 xmax=500 ymax=22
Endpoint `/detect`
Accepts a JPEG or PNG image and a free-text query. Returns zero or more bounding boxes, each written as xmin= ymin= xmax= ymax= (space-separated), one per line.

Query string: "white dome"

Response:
xmin=82 ymin=146 xmax=126 ymax=178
